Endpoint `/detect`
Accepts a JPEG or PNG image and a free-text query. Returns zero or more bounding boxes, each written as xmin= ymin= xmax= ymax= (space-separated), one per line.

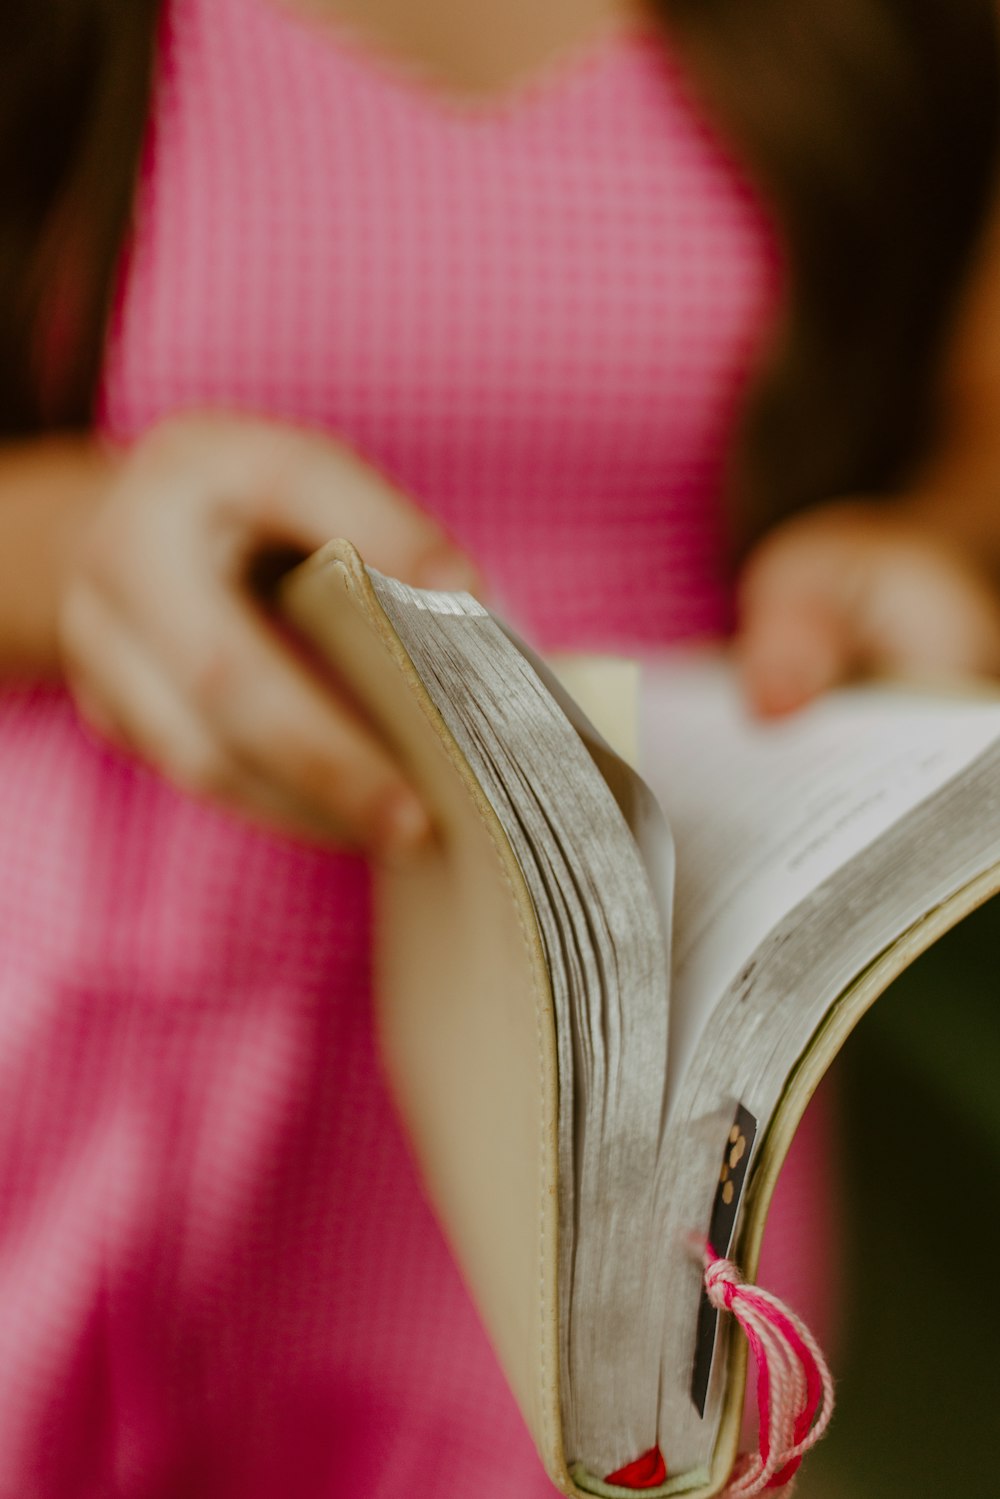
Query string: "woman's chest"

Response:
xmin=101 ymin=0 xmax=777 ymax=645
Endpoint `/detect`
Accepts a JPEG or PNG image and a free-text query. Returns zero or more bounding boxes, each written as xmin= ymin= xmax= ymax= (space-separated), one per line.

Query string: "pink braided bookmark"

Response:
xmin=702 ymin=1242 xmax=835 ymax=1496
xmin=601 ymin=1244 xmax=834 ymax=1496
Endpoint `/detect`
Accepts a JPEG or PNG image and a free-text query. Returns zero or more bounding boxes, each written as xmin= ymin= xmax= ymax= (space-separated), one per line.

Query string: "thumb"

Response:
xmin=251 ymin=427 xmax=484 ymax=595
xmin=737 ymin=532 xmax=861 ymax=717
xmin=739 ymin=596 xmax=856 ymax=716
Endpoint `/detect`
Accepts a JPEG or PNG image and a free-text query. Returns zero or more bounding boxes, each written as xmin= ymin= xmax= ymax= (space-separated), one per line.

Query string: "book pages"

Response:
xmin=639 ymin=657 xmax=1000 ymax=1471
xmin=640 ymin=658 xmax=1000 ymax=1101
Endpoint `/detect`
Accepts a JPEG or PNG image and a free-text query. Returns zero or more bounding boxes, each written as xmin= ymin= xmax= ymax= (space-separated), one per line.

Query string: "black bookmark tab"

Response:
xmin=690 ymin=1103 xmax=758 ymax=1417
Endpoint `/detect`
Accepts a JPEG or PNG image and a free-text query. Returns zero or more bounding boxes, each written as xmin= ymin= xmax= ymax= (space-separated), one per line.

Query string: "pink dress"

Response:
xmin=0 ymin=1 xmax=834 ymax=1494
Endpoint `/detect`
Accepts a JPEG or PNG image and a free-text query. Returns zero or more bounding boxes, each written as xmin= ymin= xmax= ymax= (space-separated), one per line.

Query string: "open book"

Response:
xmin=280 ymin=540 xmax=1000 ymax=1497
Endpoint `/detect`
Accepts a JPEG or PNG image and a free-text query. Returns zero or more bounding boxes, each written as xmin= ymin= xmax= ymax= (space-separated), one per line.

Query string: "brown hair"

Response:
xmin=0 ymin=0 xmax=160 ymax=432
xmin=1 ymin=0 xmax=997 ymax=542
xmin=663 ymin=0 xmax=1000 ymax=543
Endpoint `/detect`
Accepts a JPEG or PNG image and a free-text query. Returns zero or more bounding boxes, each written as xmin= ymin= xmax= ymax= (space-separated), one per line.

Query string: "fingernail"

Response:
xmin=374 ymin=787 xmax=432 ymax=862
xmin=415 ymin=549 xmax=482 ymax=595
xmin=754 ymin=680 xmax=807 ymax=717
xmin=755 ymin=655 xmax=830 ymax=715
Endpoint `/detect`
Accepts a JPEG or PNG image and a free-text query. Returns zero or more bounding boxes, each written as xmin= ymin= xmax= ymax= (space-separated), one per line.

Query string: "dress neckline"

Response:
xmin=249 ymin=0 xmax=669 ymax=121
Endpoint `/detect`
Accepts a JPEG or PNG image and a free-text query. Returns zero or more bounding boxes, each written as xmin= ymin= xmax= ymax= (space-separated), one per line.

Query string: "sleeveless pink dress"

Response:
xmin=0 ymin=1 xmax=834 ymax=1493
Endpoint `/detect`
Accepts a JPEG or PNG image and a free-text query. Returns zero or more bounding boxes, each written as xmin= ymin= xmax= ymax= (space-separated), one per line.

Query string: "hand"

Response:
xmin=58 ymin=413 xmax=481 ymax=857
xmin=737 ymin=498 xmax=1000 ymax=715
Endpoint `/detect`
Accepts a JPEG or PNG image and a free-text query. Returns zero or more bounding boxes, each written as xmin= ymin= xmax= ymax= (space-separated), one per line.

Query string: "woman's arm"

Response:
xmin=0 ymin=437 xmax=112 ymax=676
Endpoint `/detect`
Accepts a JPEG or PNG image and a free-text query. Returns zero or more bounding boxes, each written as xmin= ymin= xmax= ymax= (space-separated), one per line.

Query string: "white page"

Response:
xmin=638 ymin=656 xmax=1000 ymax=1095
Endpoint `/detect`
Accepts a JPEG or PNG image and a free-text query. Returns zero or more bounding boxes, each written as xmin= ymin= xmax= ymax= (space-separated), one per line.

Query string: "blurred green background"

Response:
xmin=801 ymin=897 xmax=999 ymax=1499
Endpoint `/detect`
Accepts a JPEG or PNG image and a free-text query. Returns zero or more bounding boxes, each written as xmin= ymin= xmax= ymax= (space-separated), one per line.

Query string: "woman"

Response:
xmin=1 ymin=1 xmax=999 ymax=1494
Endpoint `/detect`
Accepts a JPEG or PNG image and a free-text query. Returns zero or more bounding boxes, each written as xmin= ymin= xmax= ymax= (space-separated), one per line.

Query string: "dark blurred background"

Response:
xmin=803 ymin=897 xmax=1000 ymax=1498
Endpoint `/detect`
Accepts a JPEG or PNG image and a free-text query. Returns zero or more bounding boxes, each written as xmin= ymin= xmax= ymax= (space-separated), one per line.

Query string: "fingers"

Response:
xmin=737 ymin=500 xmax=1000 ymax=716
xmin=737 ymin=521 xmax=861 ymax=716
xmin=739 ymin=596 xmax=855 ymax=716
xmin=170 ymin=584 xmax=430 ymax=857
xmin=57 ymin=415 xmax=483 ymax=854
xmin=857 ymin=542 xmax=1000 ymax=680
xmin=63 ymin=579 xmax=431 ymax=860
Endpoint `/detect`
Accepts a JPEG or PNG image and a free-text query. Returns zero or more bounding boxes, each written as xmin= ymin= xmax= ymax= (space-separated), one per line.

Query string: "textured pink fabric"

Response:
xmin=0 ymin=1 xmax=829 ymax=1495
